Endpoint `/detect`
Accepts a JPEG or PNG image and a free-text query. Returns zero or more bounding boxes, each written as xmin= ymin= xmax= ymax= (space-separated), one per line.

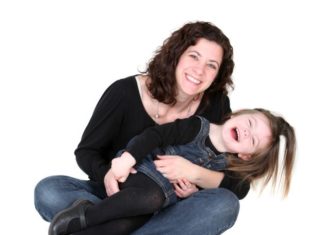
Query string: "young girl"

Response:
xmin=49 ymin=108 xmax=296 ymax=235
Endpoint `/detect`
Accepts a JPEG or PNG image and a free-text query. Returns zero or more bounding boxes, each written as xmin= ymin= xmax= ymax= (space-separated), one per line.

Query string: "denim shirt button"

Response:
xmin=208 ymin=153 xmax=213 ymax=160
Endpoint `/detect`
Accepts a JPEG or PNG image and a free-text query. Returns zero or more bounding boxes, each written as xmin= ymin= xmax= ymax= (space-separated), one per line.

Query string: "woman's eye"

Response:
xmin=207 ymin=64 xmax=217 ymax=70
xmin=189 ymin=54 xmax=198 ymax=60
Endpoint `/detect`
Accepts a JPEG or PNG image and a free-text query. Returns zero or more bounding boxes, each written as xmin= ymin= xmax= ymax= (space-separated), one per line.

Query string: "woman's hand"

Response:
xmin=154 ymin=155 xmax=197 ymax=182
xmin=173 ymin=178 xmax=199 ymax=198
xmin=104 ymin=169 xmax=120 ymax=196
xmin=154 ymin=154 xmax=224 ymax=189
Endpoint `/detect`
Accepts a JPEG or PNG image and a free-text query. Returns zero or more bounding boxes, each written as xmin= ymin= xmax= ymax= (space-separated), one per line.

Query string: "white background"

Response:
xmin=1 ymin=0 xmax=323 ymax=234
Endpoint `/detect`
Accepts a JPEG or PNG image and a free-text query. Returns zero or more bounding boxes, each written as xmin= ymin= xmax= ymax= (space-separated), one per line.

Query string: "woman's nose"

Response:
xmin=193 ymin=62 xmax=204 ymax=75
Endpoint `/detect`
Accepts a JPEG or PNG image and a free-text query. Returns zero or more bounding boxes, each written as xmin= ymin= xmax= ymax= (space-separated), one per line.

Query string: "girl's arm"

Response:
xmin=125 ymin=117 xmax=201 ymax=162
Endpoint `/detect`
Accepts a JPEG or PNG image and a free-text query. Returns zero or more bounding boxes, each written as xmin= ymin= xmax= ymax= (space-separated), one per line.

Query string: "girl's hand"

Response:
xmin=173 ymin=178 xmax=199 ymax=198
xmin=105 ymin=152 xmax=137 ymax=196
xmin=111 ymin=152 xmax=137 ymax=183
xmin=154 ymin=155 xmax=196 ymax=181
xmin=104 ymin=164 xmax=137 ymax=196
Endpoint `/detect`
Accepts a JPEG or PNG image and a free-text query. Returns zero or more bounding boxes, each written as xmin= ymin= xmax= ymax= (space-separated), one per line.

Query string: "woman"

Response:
xmin=35 ymin=21 xmax=249 ymax=235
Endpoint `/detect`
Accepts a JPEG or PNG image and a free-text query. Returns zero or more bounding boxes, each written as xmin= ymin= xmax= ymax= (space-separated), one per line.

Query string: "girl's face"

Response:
xmin=175 ymin=38 xmax=223 ymax=97
xmin=221 ymin=112 xmax=272 ymax=160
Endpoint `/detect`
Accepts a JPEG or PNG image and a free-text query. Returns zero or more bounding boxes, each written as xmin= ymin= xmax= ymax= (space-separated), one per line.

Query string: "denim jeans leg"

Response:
xmin=34 ymin=175 xmax=106 ymax=222
xmin=132 ymin=187 xmax=240 ymax=235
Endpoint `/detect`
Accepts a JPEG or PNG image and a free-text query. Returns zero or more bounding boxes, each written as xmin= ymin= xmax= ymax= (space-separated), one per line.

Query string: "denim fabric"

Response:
xmin=34 ymin=175 xmax=106 ymax=222
xmin=132 ymin=187 xmax=240 ymax=235
xmin=34 ymin=176 xmax=239 ymax=234
xmin=136 ymin=116 xmax=227 ymax=207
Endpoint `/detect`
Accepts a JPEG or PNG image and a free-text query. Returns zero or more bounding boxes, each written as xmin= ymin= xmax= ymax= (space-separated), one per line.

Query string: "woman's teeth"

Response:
xmin=187 ymin=75 xmax=201 ymax=84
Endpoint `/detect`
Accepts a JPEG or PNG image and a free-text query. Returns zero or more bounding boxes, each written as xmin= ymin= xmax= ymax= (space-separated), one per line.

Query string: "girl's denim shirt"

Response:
xmin=136 ymin=116 xmax=227 ymax=208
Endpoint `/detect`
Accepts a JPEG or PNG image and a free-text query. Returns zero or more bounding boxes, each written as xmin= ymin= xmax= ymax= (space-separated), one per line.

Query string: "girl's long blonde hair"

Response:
xmin=226 ymin=108 xmax=296 ymax=197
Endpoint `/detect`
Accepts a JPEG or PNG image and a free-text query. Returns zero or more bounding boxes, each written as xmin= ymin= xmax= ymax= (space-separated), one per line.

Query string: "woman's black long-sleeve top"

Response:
xmin=75 ymin=75 xmax=250 ymax=199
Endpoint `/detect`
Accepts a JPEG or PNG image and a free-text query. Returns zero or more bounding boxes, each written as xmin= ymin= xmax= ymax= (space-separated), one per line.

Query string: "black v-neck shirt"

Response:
xmin=75 ymin=75 xmax=250 ymax=199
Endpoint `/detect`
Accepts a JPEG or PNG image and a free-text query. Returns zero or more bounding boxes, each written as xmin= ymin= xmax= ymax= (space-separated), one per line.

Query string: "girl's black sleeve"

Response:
xmin=125 ymin=116 xmax=201 ymax=162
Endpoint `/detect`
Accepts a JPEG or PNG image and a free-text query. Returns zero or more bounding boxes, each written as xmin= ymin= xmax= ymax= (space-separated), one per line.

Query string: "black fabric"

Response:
xmin=126 ymin=116 xmax=201 ymax=162
xmin=126 ymin=115 xmax=223 ymax=167
xmin=74 ymin=75 xmax=249 ymax=199
xmin=80 ymin=173 xmax=164 ymax=234
xmin=72 ymin=215 xmax=151 ymax=235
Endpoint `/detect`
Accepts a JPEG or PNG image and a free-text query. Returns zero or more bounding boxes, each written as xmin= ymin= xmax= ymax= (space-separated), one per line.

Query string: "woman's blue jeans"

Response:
xmin=34 ymin=175 xmax=240 ymax=235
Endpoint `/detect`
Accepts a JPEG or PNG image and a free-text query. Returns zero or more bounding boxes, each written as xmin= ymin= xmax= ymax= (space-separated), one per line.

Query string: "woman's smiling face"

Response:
xmin=175 ymin=38 xmax=223 ymax=97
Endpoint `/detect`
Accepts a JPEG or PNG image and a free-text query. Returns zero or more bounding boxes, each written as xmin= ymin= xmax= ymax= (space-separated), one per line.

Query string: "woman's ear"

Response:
xmin=238 ymin=153 xmax=251 ymax=161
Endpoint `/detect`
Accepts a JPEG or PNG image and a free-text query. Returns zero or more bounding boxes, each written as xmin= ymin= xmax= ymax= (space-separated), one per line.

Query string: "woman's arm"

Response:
xmin=75 ymin=80 xmax=126 ymax=182
xmin=188 ymin=164 xmax=224 ymax=188
xmin=220 ymin=171 xmax=250 ymax=199
xmin=155 ymin=155 xmax=250 ymax=199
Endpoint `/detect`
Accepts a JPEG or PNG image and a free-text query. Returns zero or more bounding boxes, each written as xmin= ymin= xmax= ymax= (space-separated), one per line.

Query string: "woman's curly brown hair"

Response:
xmin=143 ymin=21 xmax=234 ymax=105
